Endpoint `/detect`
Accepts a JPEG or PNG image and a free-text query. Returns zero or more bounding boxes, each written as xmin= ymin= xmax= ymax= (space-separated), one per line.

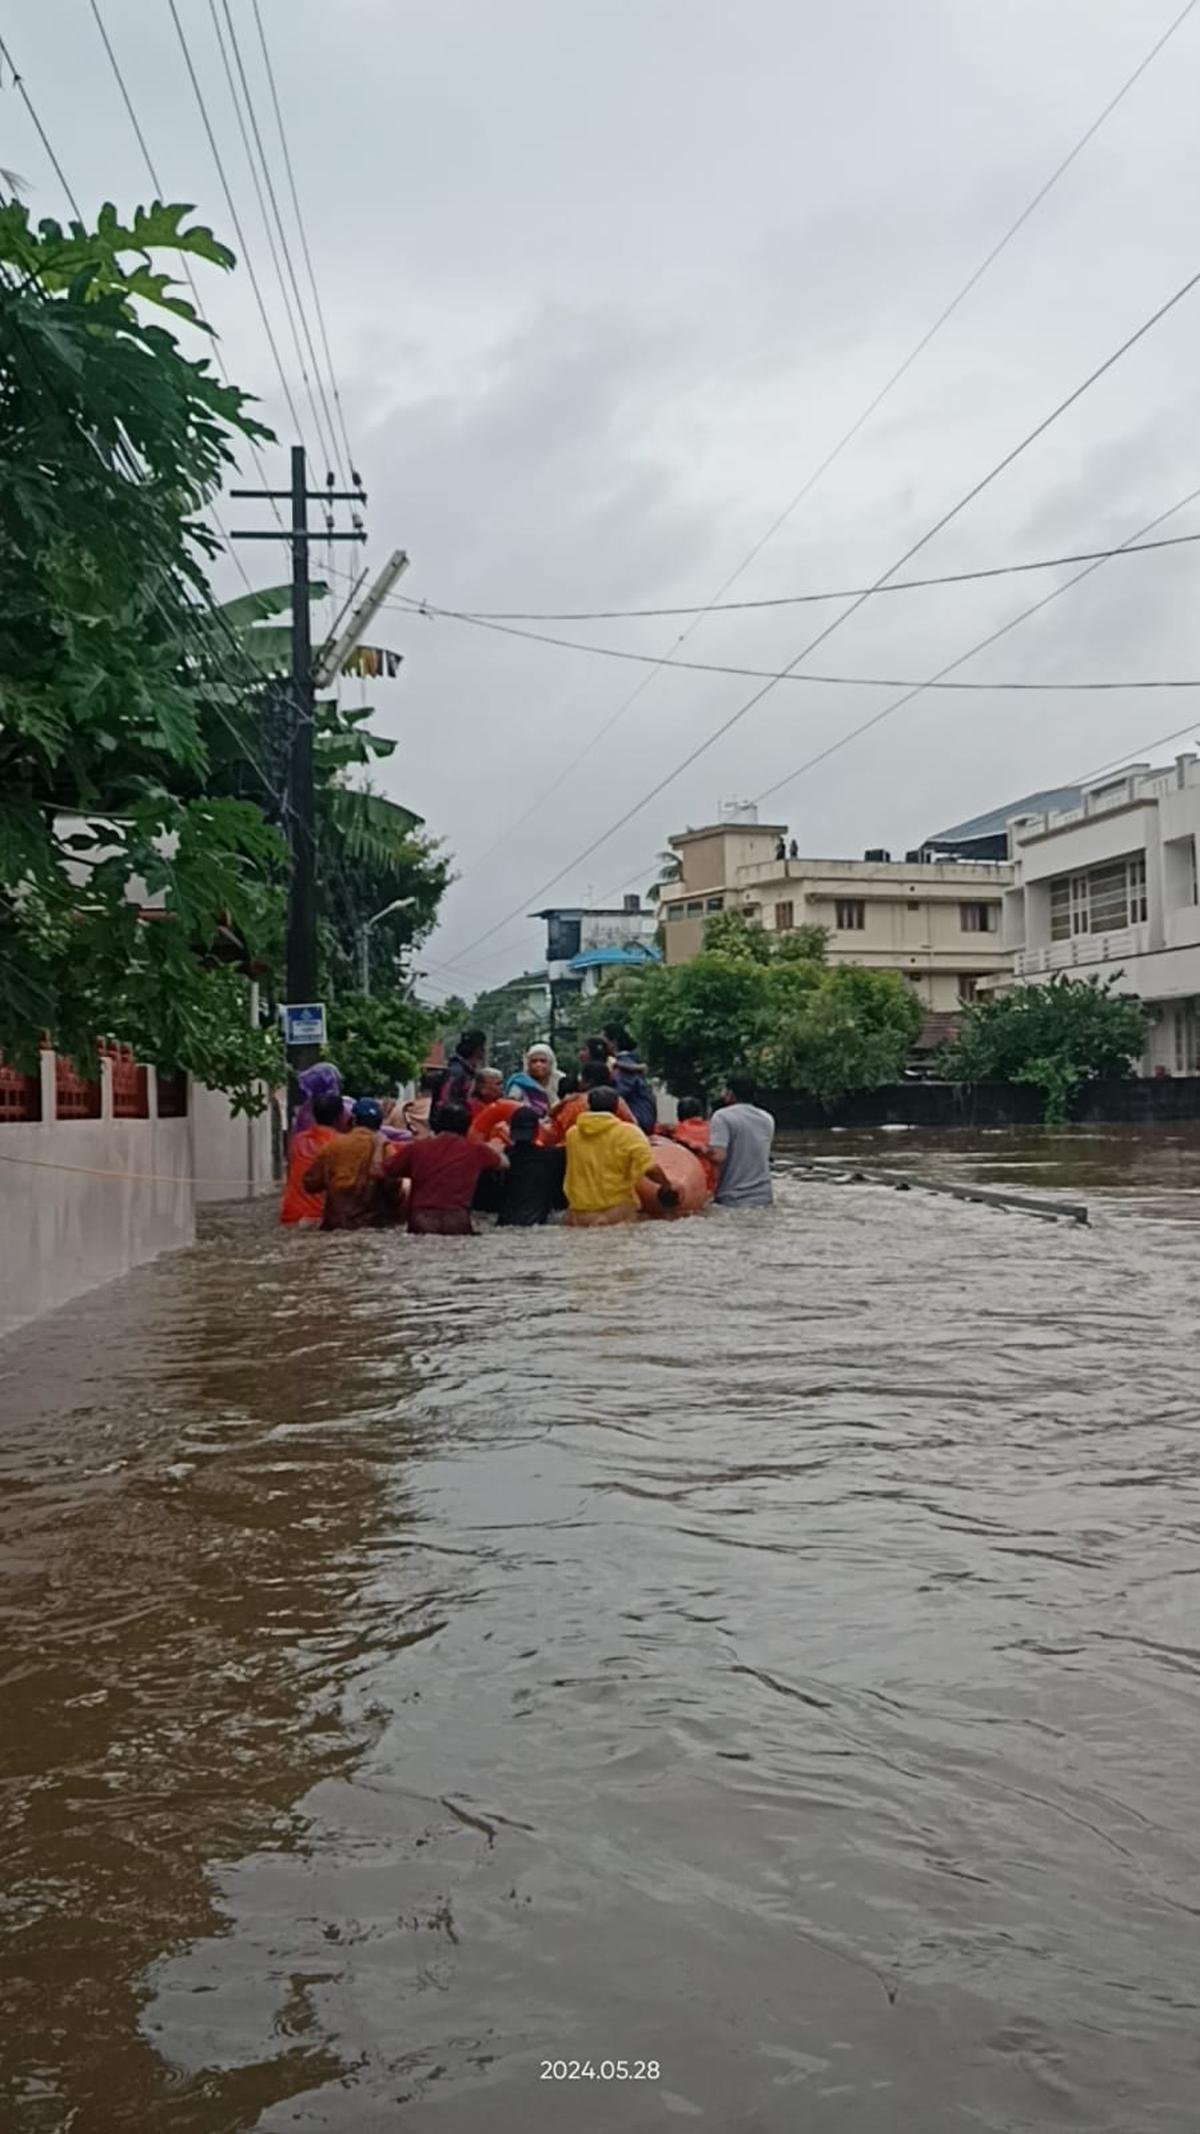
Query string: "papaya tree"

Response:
xmin=0 ymin=197 xmax=285 ymax=1099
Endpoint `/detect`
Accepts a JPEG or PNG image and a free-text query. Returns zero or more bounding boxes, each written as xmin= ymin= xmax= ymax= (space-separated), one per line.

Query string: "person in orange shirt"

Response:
xmin=302 ymin=1098 xmax=395 ymax=1230
xmin=546 ymin=1060 xmax=636 ymax=1145
xmin=280 ymin=1090 xmax=344 ymax=1224
xmin=670 ymin=1095 xmax=719 ymax=1198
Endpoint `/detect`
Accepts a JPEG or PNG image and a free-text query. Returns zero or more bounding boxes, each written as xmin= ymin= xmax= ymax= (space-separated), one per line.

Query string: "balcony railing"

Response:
xmin=1015 ymin=923 xmax=1148 ymax=977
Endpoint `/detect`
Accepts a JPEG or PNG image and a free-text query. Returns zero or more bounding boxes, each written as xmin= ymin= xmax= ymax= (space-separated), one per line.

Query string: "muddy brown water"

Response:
xmin=2 ymin=1127 xmax=1199 ymax=2131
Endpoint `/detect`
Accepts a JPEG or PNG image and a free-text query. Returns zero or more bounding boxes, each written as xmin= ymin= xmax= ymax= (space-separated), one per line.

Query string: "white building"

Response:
xmin=1004 ymin=753 xmax=1200 ymax=1076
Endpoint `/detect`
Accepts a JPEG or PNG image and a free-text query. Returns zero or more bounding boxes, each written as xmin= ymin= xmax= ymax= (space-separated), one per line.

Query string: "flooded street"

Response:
xmin=2 ymin=1129 xmax=1199 ymax=2132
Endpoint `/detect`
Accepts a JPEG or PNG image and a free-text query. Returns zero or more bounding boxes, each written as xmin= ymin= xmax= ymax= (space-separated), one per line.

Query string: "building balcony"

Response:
xmin=1015 ymin=922 xmax=1151 ymax=976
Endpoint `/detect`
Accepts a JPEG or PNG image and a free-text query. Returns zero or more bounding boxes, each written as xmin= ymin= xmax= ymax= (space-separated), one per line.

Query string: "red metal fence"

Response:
xmin=2 ymin=1042 xmax=175 ymax=1121
xmin=54 ymin=1053 xmax=102 ymax=1120
xmin=106 ymin=1041 xmax=149 ymax=1120
xmin=0 ymin=1059 xmax=41 ymax=1123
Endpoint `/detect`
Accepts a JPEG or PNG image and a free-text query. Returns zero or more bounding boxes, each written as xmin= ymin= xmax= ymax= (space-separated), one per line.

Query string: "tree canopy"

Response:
xmin=594 ymin=912 xmax=922 ymax=1103
xmin=0 ymin=198 xmax=284 ymax=1098
xmin=943 ymin=976 xmax=1146 ymax=1122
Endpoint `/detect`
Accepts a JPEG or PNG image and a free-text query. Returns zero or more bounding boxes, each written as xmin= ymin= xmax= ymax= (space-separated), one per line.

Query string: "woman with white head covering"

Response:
xmin=503 ymin=1042 xmax=559 ymax=1116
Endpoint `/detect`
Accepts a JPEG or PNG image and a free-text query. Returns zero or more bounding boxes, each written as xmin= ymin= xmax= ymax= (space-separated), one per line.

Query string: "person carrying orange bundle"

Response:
xmin=669 ymin=1095 xmax=719 ymax=1199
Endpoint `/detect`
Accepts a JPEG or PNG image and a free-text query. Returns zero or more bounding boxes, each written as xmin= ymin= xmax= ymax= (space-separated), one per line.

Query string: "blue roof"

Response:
xmin=567 ymin=943 xmax=662 ymax=972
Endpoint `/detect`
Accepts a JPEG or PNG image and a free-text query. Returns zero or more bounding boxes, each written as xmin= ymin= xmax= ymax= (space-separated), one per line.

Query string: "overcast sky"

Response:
xmin=12 ymin=0 xmax=1200 ymax=996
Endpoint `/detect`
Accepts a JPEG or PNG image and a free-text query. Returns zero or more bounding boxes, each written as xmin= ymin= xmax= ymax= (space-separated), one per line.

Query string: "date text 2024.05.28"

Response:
xmin=540 ymin=2060 xmax=661 ymax=2081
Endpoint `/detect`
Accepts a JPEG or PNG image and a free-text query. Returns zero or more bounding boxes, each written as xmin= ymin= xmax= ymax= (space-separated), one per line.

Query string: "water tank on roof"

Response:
xmin=864 ymin=847 xmax=891 ymax=863
xmin=719 ymin=800 xmax=759 ymax=824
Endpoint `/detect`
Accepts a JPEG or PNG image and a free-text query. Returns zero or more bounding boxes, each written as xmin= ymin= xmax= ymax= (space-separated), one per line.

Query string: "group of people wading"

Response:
xmin=281 ymin=1025 xmax=775 ymax=1237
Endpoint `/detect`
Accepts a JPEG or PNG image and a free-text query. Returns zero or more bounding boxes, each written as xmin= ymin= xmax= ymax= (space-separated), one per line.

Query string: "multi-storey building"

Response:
xmin=657 ymin=816 xmax=1011 ymax=1012
xmin=1003 ymin=754 xmax=1200 ymax=1075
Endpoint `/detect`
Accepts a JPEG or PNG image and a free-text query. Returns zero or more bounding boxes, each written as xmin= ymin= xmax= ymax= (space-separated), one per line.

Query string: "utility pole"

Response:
xmin=288 ymin=445 xmax=317 ymax=1033
xmin=231 ymin=449 xmax=367 ymax=1081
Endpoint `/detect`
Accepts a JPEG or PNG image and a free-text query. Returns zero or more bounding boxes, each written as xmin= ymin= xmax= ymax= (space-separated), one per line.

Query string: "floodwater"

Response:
xmin=1 ymin=1127 xmax=1199 ymax=2132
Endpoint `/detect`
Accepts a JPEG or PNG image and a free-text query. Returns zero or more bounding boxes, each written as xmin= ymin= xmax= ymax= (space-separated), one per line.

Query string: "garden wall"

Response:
xmin=766 ymin=1077 xmax=1200 ymax=1131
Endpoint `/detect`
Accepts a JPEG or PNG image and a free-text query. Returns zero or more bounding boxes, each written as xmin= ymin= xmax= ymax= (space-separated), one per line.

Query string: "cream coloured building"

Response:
xmin=657 ymin=818 xmax=1012 ymax=1011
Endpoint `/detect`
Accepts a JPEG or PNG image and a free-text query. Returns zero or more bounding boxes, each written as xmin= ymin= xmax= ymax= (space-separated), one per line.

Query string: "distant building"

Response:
xmin=657 ymin=820 xmax=1011 ymax=1012
xmin=1003 ymin=754 xmax=1200 ymax=1076
xmin=530 ymin=896 xmax=661 ymax=1051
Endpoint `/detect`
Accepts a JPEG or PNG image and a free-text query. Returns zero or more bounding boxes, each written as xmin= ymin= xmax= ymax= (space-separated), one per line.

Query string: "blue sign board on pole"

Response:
xmin=281 ymin=1002 xmax=327 ymax=1048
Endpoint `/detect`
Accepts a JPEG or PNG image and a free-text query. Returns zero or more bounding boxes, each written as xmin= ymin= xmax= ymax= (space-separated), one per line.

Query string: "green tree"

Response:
xmin=595 ymin=924 xmax=921 ymax=1104
xmin=198 ymin=588 xmax=452 ymax=999
xmin=703 ymin=908 xmax=828 ymax=965
xmin=470 ymin=972 xmax=548 ymax=1077
xmin=0 ymin=197 xmax=285 ymax=1099
xmin=765 ymin=963 xmax=922 ymax=1106
xmin=943 ymin=975 xmax=1147 ymax=1123
xmin=324 ymin=992 xmax=431 ymax=1097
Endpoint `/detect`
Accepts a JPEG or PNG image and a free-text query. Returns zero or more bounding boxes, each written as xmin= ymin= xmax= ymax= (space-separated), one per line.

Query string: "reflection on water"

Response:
xmin=2 ymin=1128 xmax=1199 ymax=2131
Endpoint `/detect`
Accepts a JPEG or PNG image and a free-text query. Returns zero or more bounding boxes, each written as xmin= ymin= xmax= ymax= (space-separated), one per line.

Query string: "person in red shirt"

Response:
xmin=670 ymin=1095 xmax=719 ymax=1198
xmin=382 ymin=1102 xmax=507 ymax=1235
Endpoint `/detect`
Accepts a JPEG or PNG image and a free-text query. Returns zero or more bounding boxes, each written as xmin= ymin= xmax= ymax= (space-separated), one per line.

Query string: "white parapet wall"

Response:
xmin=189 ymin=1080 xmax=276 ymax=1205
xmin=0 ymin=1052 xmax=194 ymax=1340
xmin=0 ymin=1054 xmax=279 ymax=1340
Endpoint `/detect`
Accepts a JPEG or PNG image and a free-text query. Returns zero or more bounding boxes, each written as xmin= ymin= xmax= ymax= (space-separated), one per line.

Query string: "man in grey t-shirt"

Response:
xmin=709 ymin=1075 xmax=775 ymax=1209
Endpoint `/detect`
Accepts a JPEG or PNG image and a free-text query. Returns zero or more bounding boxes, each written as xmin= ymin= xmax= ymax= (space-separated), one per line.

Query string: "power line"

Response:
xmin=436 ymin=266 xmax=1200 ymax=969
xmin=204 ymin=0 xmax=334 ymax=474
xmin=214 ymin=0 xmax=341 ymax=480
xmin=249 ymin=0 xmax=359 ymax=482
xmin=391 ymin=591 xmax=1200 ymax=691
xmin=1073 ymin=716 xmax=1200 ymax=788
xmin=433 ymin=0 xmax=1200 ymax=904
xmin=407 ymin=527 xmax=1200 ymax=623
xmin=0 ymin=29 xmax=83 ymax=218
xmin=84 ymin=0 xmax=281 ymax=583
xmin=165 ymin=0 xmax=307 ymax=447
xmin=753 ymin=482 xmax=1200 ymax=807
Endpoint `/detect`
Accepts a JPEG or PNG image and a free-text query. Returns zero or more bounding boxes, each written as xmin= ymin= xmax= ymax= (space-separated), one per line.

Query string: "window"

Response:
xmin=686 ymin=899 xmax=704 ymax=916
xmin=835 ymin=899 xmax=865 ymax=930
xmin=960 ymin=902 xmax=999 ymax=933
xmin=706 ymin=895 xmax=724 ymax=912
xmin=666 ymin=902 xmax=685 ymax=921
xmin=1087 ymin=861 xmax=1131 ymax=935
xmin=774 ymin=900 xmax=794 ymax=932
xmin=958 ymin=976 xmax=979 ymax=1004
xmin=1048 ymin=857 xmax=1146 ymax=939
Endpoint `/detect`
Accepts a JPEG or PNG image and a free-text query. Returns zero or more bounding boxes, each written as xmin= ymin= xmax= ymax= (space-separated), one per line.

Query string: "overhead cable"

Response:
xmin=407 ymin=527 xmax=1200 ymax=623
xmin=435 ymin=268 xmax=1200 ymax=968
xmin=435 ymin=0 xmax=1200 ymax=903
xmin=0 ymin=28 xmax=83 ymax=217
xmin=391 ymin=593 xmax=1200 ymax=691
xmin=205 ymin=0 xmax=333 ymax=473
xmin=753 ymin=481 xmax=1200 ymax=806
xmin=166 ymin=0 xmax=307 ymax=447
xmin=85 ymin=0 xmax=280 ymax=576
xmin=215 ymin=0 xmax=342 ymax=479
xmin=249 ymin=0 xmax=359 ymax=481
